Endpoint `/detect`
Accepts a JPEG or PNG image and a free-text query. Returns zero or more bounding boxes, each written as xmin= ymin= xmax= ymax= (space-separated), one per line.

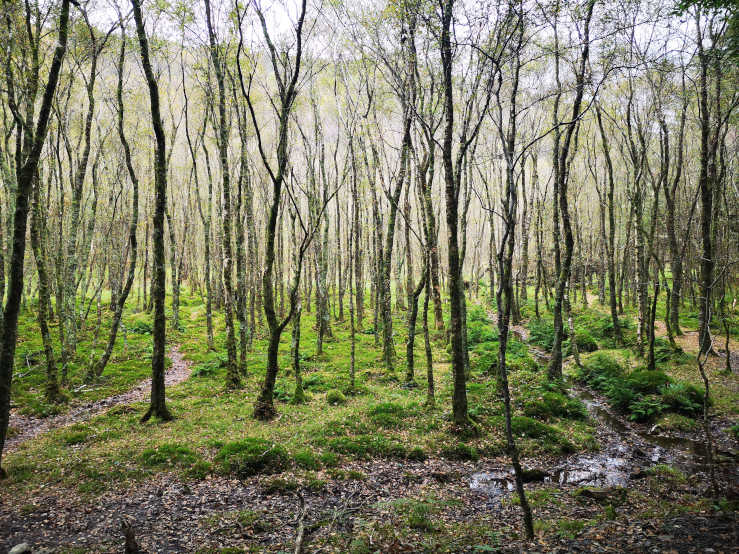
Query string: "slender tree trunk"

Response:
xmin=30 ymin=177 xmax=61 ymax=402
xmin=205 ymin=0 xmax=239 ymax=388
xmin=132 ymin=0 xmax=172 ymax=422
xmin=0 ymin=0 xmax=71 ymax=476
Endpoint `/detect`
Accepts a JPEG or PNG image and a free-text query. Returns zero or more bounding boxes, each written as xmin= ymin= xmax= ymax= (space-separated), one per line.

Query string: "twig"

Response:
xmin=294 ymin=492 xmax=307 ymax=554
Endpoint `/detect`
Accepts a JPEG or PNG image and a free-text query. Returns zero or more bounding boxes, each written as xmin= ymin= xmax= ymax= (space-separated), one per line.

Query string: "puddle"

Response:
xmin=470 ymin=471 xmax=515 ymax=497
xmin=550 ymin=452 xmax=630 ymax=487
xmin=469 ymin=327 xmax=736 ymax=501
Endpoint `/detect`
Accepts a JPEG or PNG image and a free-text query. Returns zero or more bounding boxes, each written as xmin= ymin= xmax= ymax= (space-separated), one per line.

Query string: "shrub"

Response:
xmin=576 ymin=352 xmax=625 ymax=389
xmin=140 ymin=443 xmax=198 ymax=467
xmin=653 ymin=338 xmax=685 ymax=363
xmin=626 ymin=370 xmax=672 ymax=394
xmin=470 ymin=341 xmax=498 ymax=375
xmin=467 ymin=321 xmax=497 ymax=346
xmin=528 ymin=318 xmax=556 ymax=351
xmin=129 ymin=321 xmax=152 ymax=334
xmin=572 ymin=329 xmax=598 ymax=353
xmin=215 ymin=438 xmax=289 ymax=477
xmin=628 ymin=395 xmax=665 ymax=422
xmin=659 ymin=382 xmax=706 ymax=417
xmin=467 ymin=304 xmax=490 ymax=324
xmin=303 ymin=372 xmax=330 ymax=392
xmin=604 ymin=380 xmax=638 ymax=411
xmin=511 ymin=416 xmax=552 ymax=439
xmin=326 ymin=389 xmax=347 ymax=405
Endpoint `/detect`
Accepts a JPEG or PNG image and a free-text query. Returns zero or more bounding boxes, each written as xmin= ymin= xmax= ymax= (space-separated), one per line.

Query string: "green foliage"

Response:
xmin=129 ymin=321 xmax=153 ymax=335
xmin=576 ymin=352 xmax=626 ymax=386
xmin=440 ymin=442 xmax=479 ymax=461
xmin=578 ymin=350 xmax=706 ymax=422
xmin=604 ymin=380 xmax=638 ymax=411
xmin=626 ymin=370 xmax=672 ymax=394
xmin=326 ymin=389 xmax=347 ymax=405
xmin=262 ymin=476 xmax=299 ymax=494
xmin=523 ymin=391 xmax=587 ymax=421
xmin=565 ymin=328 xmax=598 ymax=354
xmin=318 ymin=451 xmax=339 ymax=467
xmin=293 ymin=449 xmax=319 ymax=470
xmin=628 ymin=395 xmax=666 ymax=422
xmin=470 ymin=341 xmax=498 ymax=375
xmin=59 ymin=425 xmax=92 ymax=446
xmin=140 ymin=443 xmax=198 ymax=467
xmin=406 ymin=446 xmax=427 ymax=461
xmin=467 ymin=320 xmax=497 ymax=346
xmin=659 ymin=382 xmax=707 ymax=417
xmin=466 ymin=305 xmax=490 ymax=324
xmin=303 ymin=372 xmax=330 ymax=392
xmin=407 ymin=501 xmax=436 ymax=532
xmin=528 ymin=318 xmax=556 ymax=351
xmin=646 ymin=464 xmax=686 ymax=483
xmin=653 ymin=338 xmax=685 ymax=363
xmin=215 ymin=438 xmax=289 ymax=477
xmin=368 ymin=401 xmax=414 ymax=429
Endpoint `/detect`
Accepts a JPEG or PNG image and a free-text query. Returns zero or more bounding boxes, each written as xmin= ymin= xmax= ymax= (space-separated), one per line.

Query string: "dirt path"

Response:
xmin=6 ymin=345 xmax=192 ymax=453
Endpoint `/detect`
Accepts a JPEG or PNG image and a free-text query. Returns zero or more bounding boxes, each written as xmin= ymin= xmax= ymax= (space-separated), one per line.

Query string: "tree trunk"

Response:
xmin=132 ymin=0 xmax=172 ymax=423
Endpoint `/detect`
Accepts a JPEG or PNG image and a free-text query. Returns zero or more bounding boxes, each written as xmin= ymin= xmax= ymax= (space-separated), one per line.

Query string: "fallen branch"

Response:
xmin=294 ymin=492 xmax=307 ymax=554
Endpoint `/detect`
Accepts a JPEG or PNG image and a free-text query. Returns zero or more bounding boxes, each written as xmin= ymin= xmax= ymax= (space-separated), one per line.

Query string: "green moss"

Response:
xmin=440 ymin=442 xmax=479 ymax=461
xmin=522 ymin=391 xmax=586 ymax=421
xmin=262 ymin=476 xmax=299 ymax=494
xmin=215 ymin=438 xmax=289 ymax=477
xmin=140 ymin=443 xmax=198 ymax=467
xmin=293 ymin=449 xmax=319 ymax=470
xmin=326 ymin=389 xmax=347 ymax=405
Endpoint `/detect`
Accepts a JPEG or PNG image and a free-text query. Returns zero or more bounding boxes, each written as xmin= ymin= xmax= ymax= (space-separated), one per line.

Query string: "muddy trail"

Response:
xmin=476 ymin=314 xmax=737 ymax=499
xmin=5 ymin=345 xmax=192 ymax=453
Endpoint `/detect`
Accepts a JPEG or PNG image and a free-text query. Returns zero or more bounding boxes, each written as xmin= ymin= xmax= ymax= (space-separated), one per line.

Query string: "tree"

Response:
xmin=0 ymin=0 xmax=72 ymax=477
xmin=132 ymin=0 xmax=172 ymax=422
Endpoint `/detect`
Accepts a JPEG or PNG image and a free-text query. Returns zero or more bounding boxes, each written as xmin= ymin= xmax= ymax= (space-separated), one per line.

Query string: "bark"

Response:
xmin=205 ymin=0 xmax=240 ymax=388
xmin=548 ymin=0 xmax=594 ymax=380
xmin=405 ymin=264 xmax=427 ymax=386
xmin=0 ymin=0 xmax=71 ymax=477
xmin=595 ymin=105 xmax=622 ymax=343
xmin=30 ymin=175 xmax=61 ymax=402
xmin=132 ymin=0 xmax=172 ymax=422
xmin=440 ymin=0 xmax=468 ymax=427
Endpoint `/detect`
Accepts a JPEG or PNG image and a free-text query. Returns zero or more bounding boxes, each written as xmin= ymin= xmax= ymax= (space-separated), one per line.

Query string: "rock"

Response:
xmin=9 ymin=544 xmax=32 ymax=554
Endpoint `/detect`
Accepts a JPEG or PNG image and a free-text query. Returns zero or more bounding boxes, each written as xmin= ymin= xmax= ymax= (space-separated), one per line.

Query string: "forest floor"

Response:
xmin=0 ymin=291 xmax=736 ymax=552
xmin=5 ymin=345 xmax=192 ymax=453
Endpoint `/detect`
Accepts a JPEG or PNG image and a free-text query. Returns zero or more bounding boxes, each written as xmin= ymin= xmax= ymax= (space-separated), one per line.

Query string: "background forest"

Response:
xmin=0 ymin=0 xmax=737 ymax=551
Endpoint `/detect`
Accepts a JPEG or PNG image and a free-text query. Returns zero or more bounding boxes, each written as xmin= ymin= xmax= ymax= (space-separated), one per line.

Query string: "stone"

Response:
xmin=9 ymin=544 xmax=32 ymax=554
